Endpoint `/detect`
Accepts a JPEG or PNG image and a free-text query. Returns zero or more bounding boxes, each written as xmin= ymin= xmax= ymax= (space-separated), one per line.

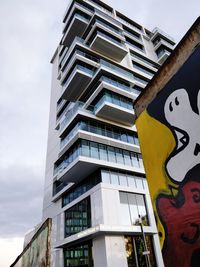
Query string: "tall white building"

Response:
xmin=43 ymin=1 xmax=175 ymax=266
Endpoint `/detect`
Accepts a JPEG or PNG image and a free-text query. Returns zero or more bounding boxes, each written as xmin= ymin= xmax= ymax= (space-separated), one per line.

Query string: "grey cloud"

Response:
xmin=0 ymin=0 xmax=66 ymax=238
xmin=0 ymin=164 xmax=43 ymax=238
xmin=107 ymin=0 xmax=200 ymax=42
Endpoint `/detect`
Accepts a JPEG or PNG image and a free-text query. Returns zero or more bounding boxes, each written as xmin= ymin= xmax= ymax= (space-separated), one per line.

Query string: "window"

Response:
xmin=90 ymin=142 xmax=99 ymax=159
xmin=125 ymin=36 xmax=144 ymax=52
xmin=64 ymin=242 xmax=93 ymax=267
xmin=61 ymin=119 xmax=139 ymax=148
xmin=110 ymin=172 xmax=119 ymax=185
xmin=64 ymin=197 xmax=91 ymax=237
xmin=130 ymin=51 xmax=159 ymax=69
xmin=99 ymin=144 xmax=107 ymax=161
xmin=119 ymin=192 xmax=149 ymax=226
xmin=119 ymin=192 xmax=132 ymax=225
xmin=132 ymin=61 xmax=155 ymax=77
xmin=101 ymin=170 xmax=110 ymax=183
xmin=81 ymin=140 xmax=90 ymax=157
xmin=107 ymin=146 xmax=116 ymax=163
xmin=100 ymin=169 xmax=145 ymax=189
xmin=125 ymin=236 xmax=157 ymax=267
xmin=62 ymin=171 xmax=101 ymax=207
xmin=55 ymin=140 xmax=143 ymax=176
xmin=119 ymin=173 xmax=128 ymax=186
xmin=93 ymin=90 xmax=133 ymax=111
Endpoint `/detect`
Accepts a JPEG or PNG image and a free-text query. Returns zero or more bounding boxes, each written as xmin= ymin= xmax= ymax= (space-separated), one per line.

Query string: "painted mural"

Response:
xmin=136 ymin=46 xmax=200 ymax=267
xmin=10 ymin=219 xmax=51 ymax=267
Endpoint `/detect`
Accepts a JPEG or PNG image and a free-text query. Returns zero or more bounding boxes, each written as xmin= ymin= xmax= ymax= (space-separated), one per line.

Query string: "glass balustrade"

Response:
xmin=95 ymin=31 xmax=124 ymax=47
xmin=60 ymin=119 xmax=139 ymax=150
xmin=100 ymin=59 xmax=134 ymax=80
xmin=54 ymin=140 xmax=144 ymax=176
xmin=95 ymin=91 xmax=134 ymax=111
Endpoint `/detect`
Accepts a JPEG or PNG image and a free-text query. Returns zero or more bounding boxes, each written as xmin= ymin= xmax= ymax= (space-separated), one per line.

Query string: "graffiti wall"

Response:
xmin=10 ymin=219 xmax=51 ymax=267
xmin=136 ymin=46 xmax=200 ymax=267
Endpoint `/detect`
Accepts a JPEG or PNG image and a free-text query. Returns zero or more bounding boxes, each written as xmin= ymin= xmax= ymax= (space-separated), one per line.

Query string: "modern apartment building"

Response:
xmin=42 ymin=1 xmax=175 ymax=266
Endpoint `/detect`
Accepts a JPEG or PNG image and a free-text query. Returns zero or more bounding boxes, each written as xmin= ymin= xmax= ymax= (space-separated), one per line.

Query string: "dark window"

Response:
xmin=63 ymin=242 xmax=93 ymax=267
xmin=62 ymin=171 xmax=101 ymax=207
xmin=64 ymin=197 xmax=91 ymax=237
xmin=125 ymin=235 xmax=157 ymax=267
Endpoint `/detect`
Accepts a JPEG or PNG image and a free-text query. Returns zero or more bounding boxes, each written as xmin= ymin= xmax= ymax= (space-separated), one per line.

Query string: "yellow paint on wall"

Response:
xmin=136 ymin=110 xmax=176 ymax=248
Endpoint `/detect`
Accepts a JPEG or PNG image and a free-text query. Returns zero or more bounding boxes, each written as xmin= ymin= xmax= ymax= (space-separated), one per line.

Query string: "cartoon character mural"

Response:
xmin=135 ymin=46 xmax=200 ymax=267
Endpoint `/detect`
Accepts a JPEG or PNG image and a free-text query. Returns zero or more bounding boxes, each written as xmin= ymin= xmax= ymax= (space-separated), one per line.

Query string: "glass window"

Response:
xmin=64 ymin=242 xmax=93 ymax=267
xmin=124 ymin=151 xmax=132 ymax=166
xmin=113 ymin=94 xmax=120 ymax=106
xmin=110 ymin=172 xmax=119 ymax=185
xmin=135 ymin=177 xmax=144 ymax=190
xmin=65 ymin=197 xmax=91 ymax=238
xmin=115 ymin=148 xmax=124 ymax=165
xmin=99 ymin=144 xmax=108 ymax=161
xmin=121 ymin=133 xmax=128 ymax=143
xmin=101 ymin=170 xmax=110 ymax=184
xmin=106 ymin=126 xmax=113 ymax=138
xmin=119 ymin=192 xmax=132 ymax=225
xmin=127 ymin=176 xmax=136 ymax=187
xmin=90 ymin=142 xmax=99 ymax=159
xmin=113 ymin=129 xmax=120 ymax=140
xmin=81 ymin=140 xmax=90 ymax=157
xmin=62 ymin=170 xmax=101 ymax=207
xmin=107 ymin=146 xmax=116 ymax=163
xmin=121 ymin=97 xmax=128 ymax=109
xmin=119 ymin=173 xmax=128 ymax=186
xmin=136 ymin=194 xmax=148 ymax=225
xmin=131 ymin=152 xmax=139 ymax=168
xmin=125 ymin=236 xmax=157 ymax=267
xmin=96 ymin=125 xmax=103 ymax=136
xmin=134 ymin=135 xmax=139 ymax=146
xmin=138 ymin=154 xmax=144 ymax=168
xmin=119 ymin=192 xmax=149 ymax=226
xmin=127 ymin=134 xmax=134 ymax=144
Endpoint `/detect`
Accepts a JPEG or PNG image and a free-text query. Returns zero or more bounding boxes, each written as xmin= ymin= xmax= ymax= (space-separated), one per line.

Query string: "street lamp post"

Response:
xmin=138 ymin=215 xmax=151 ymax=267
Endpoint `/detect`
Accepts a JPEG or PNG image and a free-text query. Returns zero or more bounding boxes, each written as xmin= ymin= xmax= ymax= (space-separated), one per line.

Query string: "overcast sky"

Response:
xmin=0 ymin=0 xmax=199 ymax=266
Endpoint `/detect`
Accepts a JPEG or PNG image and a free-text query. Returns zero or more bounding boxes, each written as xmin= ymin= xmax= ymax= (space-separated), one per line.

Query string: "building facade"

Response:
xmin=42 ymin=1 xmax=175 ymax=266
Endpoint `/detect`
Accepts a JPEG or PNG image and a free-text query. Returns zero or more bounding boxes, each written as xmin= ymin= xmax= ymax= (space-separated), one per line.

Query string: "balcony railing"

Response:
xmin=54 ymin=140 xmax=144 ymax=176
xmin=94 ymin=31 xmax=124 ymax=47
xmin=152 ymin=27 xmax=175 ymax=43
xmin=60 ymin=120 xmax=139 ymax=150
xmin=62 ymin=64 xmax=95 ymax=88
xmin=100 ymin=59 xmax=134 ymax=81
xmin=59 ymin=102 xmax=84 ymax=132
xmin=53 ymin=181 xmax=70 ymax=196
xmin=59 ymin=37 xmax=84 ymax=68
xmin=95 ymin=94 xmax=134 ymax=112
xmin=95 ymin=19 xmax=121 ymax=35
xmin=101 ymin=76 xmax=135 ymax=94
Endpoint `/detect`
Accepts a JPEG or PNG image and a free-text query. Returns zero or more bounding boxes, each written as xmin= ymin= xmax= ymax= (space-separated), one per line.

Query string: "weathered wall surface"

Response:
xmin=10 ymin=219 xmax=52 ymax=267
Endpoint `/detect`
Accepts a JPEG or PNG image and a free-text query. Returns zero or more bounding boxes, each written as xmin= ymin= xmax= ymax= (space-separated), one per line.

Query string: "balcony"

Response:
xmin=54 ymin=140 xmax=144 ymax=184
xmin=60 ymin=49 xmax=100 ymax=101
xmin=62 ymin=12 xmax=91 ymax=47
xmin=59 ymin=120 xmax=140 ymax=157
xmin=61 ymin=64 xmax=95 ymax=101
xmin=151 ymin=27 xmax=175 ymax=44
xmin=84 ymin=15 xmax=127 ymax=62
xmin=93 ymin=93 xmax=135 ymax=126
xmin=85 ymin=77 xmax=138 ymax=111
xmin=98 ymin=59 xmax=135 ymax=85
xmin=90 ymin=31 xmax=128 ymax=62
xmin=153 ymin=38 xmax=174 ymax=51
xmin=157 ymin=49 xmax=170 ymax=64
